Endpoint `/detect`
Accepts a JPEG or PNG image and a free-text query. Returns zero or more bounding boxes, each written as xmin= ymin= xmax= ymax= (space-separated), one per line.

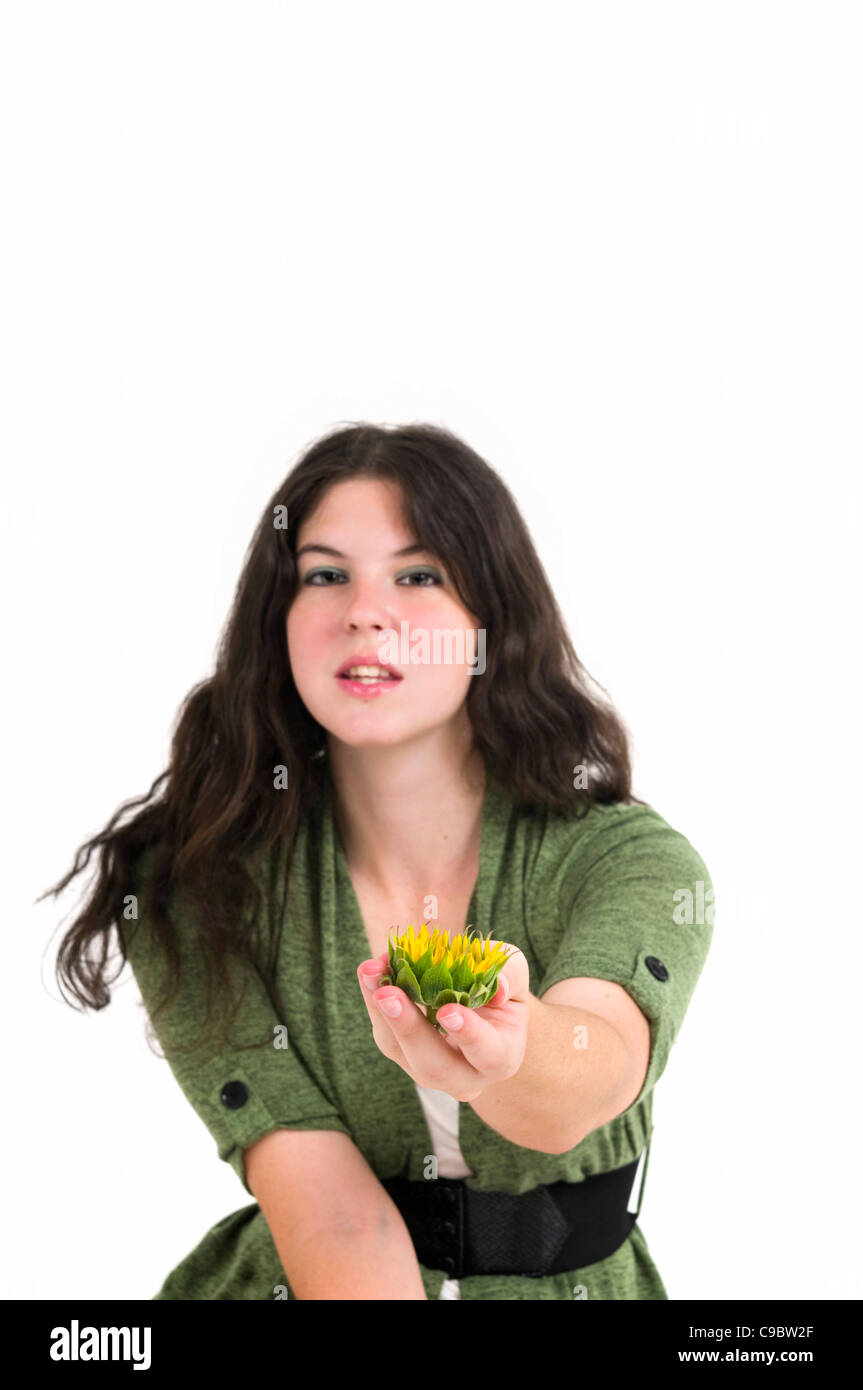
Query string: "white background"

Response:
xmin=4 ymin=1 xmax=861 ymax=1301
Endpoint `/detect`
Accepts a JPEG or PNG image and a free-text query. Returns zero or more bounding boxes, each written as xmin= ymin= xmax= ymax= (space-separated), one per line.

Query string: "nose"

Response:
xmin=341 ymin=573 xmax=400 ymax=634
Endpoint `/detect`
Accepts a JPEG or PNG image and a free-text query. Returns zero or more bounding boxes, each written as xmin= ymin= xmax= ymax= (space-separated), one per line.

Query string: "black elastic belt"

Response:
xmin=381 ymin=1154 xmax=644 ymax=1279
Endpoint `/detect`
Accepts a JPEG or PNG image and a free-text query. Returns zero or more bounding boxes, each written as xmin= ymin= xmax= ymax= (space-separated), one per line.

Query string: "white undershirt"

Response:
xmin=412 ymin=1083 xmax=473 ymax=1299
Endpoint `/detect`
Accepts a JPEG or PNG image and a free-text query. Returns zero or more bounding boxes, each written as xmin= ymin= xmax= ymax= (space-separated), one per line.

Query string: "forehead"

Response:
xmin=297 ymin=477 xmax=411 ymax=541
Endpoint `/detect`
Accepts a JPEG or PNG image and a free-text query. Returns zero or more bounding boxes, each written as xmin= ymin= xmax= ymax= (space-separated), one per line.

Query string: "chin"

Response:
xmin=331 ymin=727 xmax=410 ymax=748
xmin=325 ymin=714 xmax=432 ymax=750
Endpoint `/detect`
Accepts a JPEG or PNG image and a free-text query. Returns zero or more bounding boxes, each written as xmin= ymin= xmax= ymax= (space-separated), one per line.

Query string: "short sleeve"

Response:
xmin=537 ymin=810 xmax=714 ymax=1111
xmin=120 ymin=848 xmax=351 ymax=1196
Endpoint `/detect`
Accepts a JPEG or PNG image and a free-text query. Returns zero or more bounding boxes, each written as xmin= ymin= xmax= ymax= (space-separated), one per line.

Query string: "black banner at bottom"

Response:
xmin=0 ymin=1297 xmax=855 ymax=1373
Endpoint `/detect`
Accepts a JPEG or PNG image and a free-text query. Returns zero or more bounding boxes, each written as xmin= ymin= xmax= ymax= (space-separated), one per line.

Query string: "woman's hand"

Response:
xmin=356 ymin=944 xmax=530 ymax=1102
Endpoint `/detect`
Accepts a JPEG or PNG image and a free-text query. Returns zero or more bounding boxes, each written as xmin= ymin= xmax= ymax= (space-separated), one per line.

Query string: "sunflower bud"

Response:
xmin=380 ymin=923 xmax=513 ymax=1033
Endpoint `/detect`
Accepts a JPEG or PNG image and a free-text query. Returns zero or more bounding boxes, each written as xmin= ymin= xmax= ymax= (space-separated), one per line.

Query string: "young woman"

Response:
xmin=47 ymin=422 xmax=714 ymax=1300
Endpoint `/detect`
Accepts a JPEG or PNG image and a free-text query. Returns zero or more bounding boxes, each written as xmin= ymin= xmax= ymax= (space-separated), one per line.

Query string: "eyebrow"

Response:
xmin=295 ymin=542 xmax=431 ymax=561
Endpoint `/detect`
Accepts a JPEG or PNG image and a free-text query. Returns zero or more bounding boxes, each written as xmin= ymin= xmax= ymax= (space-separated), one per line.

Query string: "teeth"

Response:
xmin=343 ymin=665 xmax=394 ymax=678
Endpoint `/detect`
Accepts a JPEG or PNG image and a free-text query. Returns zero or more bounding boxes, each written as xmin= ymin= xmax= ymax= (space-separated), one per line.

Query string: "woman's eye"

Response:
xmin=302 ymin=569 xmax=346 ymax=585
xmin=397 ymin=570 xmax=442 ymax=586
xmin=301 ymin=568 xmax=442 ymax=586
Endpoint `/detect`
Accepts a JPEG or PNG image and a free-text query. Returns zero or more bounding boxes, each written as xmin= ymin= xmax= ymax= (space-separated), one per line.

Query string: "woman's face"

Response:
xmin=287 ymin=477 xmax=481 ymax=751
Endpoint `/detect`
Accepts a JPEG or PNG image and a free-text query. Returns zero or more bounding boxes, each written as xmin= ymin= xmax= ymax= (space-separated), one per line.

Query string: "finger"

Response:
xmin=356 ymin=950 xmax=393 ymax=1008
xmin=357 ymin=957 xmax=408 ymax=1059
xmin=436 ymin=980 xmax=530 ymax=1078
xmin=432 ymin=999 xmax=518 ymax=1081
xmin=487 ymin=944 xmax=530 ymax=1004
xmin=368 ymin=983 xmax=486 ymax=1099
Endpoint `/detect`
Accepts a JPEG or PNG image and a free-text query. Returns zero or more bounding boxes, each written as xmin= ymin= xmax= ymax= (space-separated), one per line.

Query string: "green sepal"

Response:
xmin=456 ymin=991 xmax=472 ymax=1007
xmin=411 ymin=947 xmax=434 ymax=979
xmin=395 ymin=961 xmax=423 ymax=1003
xmin=476 ymin=966 xmax=502 ymax=995
xmin=419 ymin=961 xmax=452 ymax=1004
xmin=431 ymin=988 xmax=458 ymax=1009
xmin=449 ymin=956 xmax=475 ymax=992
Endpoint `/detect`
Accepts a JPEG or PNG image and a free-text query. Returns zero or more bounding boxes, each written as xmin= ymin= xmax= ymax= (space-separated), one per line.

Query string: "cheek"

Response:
xmin=286 ymin=608 xmax=333 ymax=695
xmin=424 ymin=665 xmax=474 ymax=715
xmin=408 ymin=600 xmax=478 ymax=683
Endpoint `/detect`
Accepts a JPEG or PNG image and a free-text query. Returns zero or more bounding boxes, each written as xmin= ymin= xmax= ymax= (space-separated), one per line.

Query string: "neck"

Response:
xmin=326 ymin=731 xmax=487 ymax=898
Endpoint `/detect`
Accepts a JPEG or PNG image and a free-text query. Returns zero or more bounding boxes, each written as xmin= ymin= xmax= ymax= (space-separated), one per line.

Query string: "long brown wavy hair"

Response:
xmin=42 ymin=421 xmax=646 ymax=1058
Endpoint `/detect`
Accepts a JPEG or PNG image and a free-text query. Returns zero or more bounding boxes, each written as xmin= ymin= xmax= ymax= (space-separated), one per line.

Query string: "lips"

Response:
xmin=335 ymin=653 xmax=403 ymax=679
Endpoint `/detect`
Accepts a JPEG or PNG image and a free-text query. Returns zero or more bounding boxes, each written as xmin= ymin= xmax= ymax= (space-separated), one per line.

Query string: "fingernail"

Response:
xmin=378 ymin=996 xmax=402 ymax=1018
xmin=361 ymin=970 xmax=381 ymax=990
xmin=440 ymin=1010 xmax=463 ymax=1029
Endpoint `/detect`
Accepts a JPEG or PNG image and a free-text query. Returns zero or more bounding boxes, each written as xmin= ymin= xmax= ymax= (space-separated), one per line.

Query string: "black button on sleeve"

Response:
xmin=645 ymin=956 xmax=669 ymax=982
xmin=220 ymin=1080 xmax=249 ymax=1110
